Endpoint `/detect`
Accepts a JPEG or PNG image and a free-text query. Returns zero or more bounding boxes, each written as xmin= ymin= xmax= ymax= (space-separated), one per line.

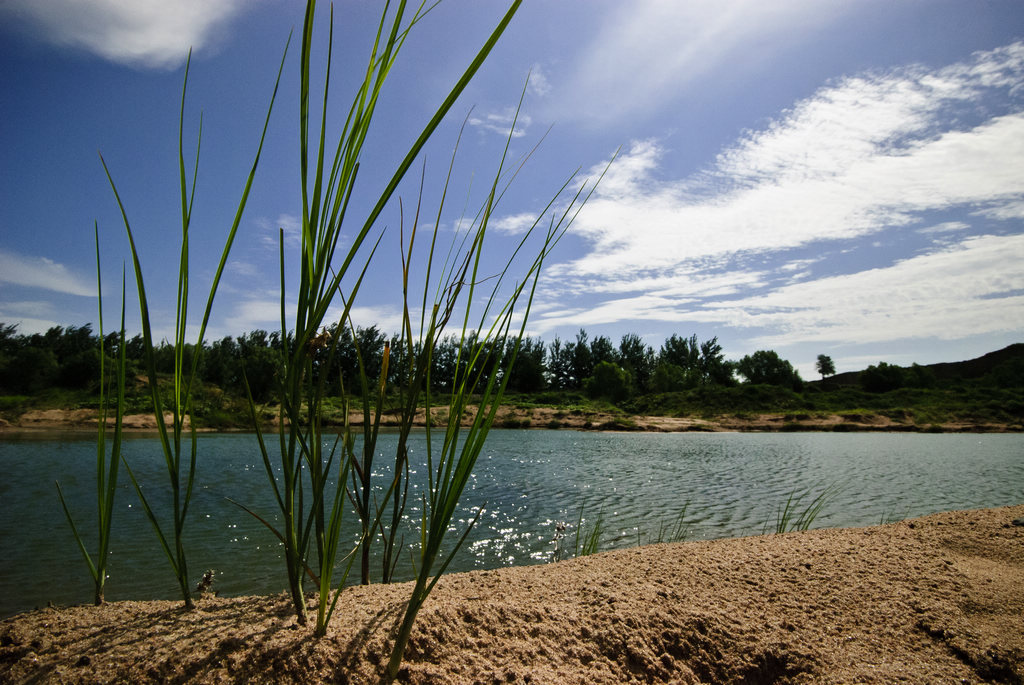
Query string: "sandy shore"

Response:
xmin=2 ymin=505 xmax=1021 ymax=683
xmin=3 ymin=406 xmax=1018 ymax=433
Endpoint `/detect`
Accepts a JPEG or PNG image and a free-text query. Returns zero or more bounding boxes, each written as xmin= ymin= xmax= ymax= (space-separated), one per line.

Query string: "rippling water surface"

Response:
xmin=1 ymin=430 xmax=1021 ymax=617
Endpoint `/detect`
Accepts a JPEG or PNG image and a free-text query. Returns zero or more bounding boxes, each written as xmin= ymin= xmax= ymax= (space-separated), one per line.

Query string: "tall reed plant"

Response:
xmin=376 ymin=94 xmax=607 ymax=677
xmin=100 ymin=46 xmax=286 ymax=609
xmin=55 ymin=226 xmax=126 ymax=606
xmin=82 ymin=3 xmax=606 ymax=679
xmin=347 ymin=101 xmax=566 ymax=588
xmin=242 ymin=0 xmax=525 ymax=634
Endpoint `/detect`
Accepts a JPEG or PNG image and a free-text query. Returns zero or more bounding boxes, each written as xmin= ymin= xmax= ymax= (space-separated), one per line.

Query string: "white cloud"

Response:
xmin=227 ymin=260 xmax=261 ymax=279
xmin=975 ymin=200 xmax=1024 ymax=221
xmin=0 ymin=315 xmax=62 ymax=336
xmin=222 ymin=297 xmax=283 ymax=335
xmin=534 ymin=41 xmax=1024 ymax=349
xmin=536 ymin=235 xmax=1024 ymax=348
xmin=257 ymin=213 xmax=302 ymax=250
xmin=468 ymin=110 xmax=531 ymax=138
xmin=559 ymin=42 xmax=1024 ymax=285
xmin=530 ymin=294 xmax=688 ymax=334
xmin=0 ymin=0 xmax=248 ymax=69
xmin=491 ymin=212 xmax=538 ymax=234
xmin=547 ymin=261 xmax=766 ymax=298
xmin=707 ymin=234 xmax=1024 ymax=345
xmin=222 ymin=298 xmax=405 ymax=338
xmin=341 ymin=306 xmax=405 ymax=336
xmin=531 ymin=267 xmax=770 ymax=334
xmin=0 ymin=301 xmax=63 ymax=335
xmin=0 ymin=250 xmax=95 ymax=296
xmin=527 ymin=64 xmax=551 ymax=97
xmin=918 ymin=221 xmax=969 ymax=235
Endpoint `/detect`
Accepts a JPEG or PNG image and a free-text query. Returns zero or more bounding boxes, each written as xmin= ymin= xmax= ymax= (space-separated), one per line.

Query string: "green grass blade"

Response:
xmin=330 ymin=0 xmax=523 ymax=304
xmin=99 ymin=154 xmax=172 ymax=458
xmin=189 ymin=32 xmax=290 ymax=391
xmin=99 ymin=272 xmax=128 ymax=572
xmin=120 ymin=458 xmax=179 ymax=576
xmin=225 ymin=498 xmax=319 ymax=585
xmin=55 ymin=481 xmax=99 ymax=585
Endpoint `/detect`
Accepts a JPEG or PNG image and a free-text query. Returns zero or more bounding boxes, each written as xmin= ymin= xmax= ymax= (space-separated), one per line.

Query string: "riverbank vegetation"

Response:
xmin=2 ymin=323 xmax=1021 ymax=431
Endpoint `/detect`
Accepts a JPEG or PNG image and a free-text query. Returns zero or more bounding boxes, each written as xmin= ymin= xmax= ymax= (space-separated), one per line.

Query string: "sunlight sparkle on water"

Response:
xmin=2 ymin=431 xmax=1022 ymax=618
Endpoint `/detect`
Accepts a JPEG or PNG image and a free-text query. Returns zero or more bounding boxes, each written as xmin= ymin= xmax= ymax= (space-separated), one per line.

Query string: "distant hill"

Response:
xmin=813 ymin=343 xmax=1024 ymax=388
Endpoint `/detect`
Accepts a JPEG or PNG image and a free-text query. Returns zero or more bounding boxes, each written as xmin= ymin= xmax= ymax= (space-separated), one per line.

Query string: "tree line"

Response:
xmin=16 ymin=321 xmax=1015 ymax=404
xmin=4 ymin=321 xmax=1020 ymax=403
xmin=1 ymin=321 xmax=817 ymax=402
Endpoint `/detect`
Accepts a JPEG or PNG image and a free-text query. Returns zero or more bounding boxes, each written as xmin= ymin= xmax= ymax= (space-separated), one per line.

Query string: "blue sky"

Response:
xmin=1 ymin=1 xmax=1022 ymax=379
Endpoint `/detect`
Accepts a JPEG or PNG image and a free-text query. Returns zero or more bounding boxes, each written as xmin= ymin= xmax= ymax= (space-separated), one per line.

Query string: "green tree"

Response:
xmin=58 ymin=347 xmax=101 ymax=390
xmin=333 ymin=325 xmax=386 ymax=393
xmin=569 ymin=329 xmax=593 ymax=389
xmin=650 ymin=362 xmax=688 ymax=393
xmin=236 ymin=330 xmax=281 ymax=403
xmin=589 ymin=334 xmax=616 ymax=367
xmin=430 ymin=334 xmax=460 ymax=392
xmin=660 ymin=333 xmax=699 ymax=372
xmin=985 ymin=357 xmax=1024 ymax=388
xmin=584 ymin=360 xmax=632 ymax=403
xmin=205 ymin=336 xmax=240 ymax=391
xmin=618 ymin=333 xmax=654 ymax=390
xmin=905 ymin=362 xmax=935 ymax=388
xmin=0 ymin=324 xmax=18 ymax=392
xmin=8 ymin=345 xmax=59 ymax=393
xmin=546 ymin=336 xmax=572 ymax=390
xmin=505 ymin=337 xmax=546 ymax=393
xmin=860 ymin=362 xmax=904 ymax=393
xmin=49 ymin=325 xmax=99 ymax=389
xmin=736 ymin=350 xmax=803 ymax=390
xmin=699 ymin=336 xmax=733 ymax=386
xmin=815 ymin=354 xmax=836 ymax=380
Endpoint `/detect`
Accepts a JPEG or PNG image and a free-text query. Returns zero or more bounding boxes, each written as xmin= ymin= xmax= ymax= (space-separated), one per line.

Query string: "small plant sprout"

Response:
xmin=573 ymin=505 xmax=605 ymax=558
xmin=771 ymin=484 xmax=839 ymax=534
xmin=655 ymin=504 xmax=691 ymax=544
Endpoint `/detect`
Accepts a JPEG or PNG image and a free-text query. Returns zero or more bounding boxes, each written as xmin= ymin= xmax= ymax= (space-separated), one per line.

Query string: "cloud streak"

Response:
xmin=552 ymin=0 xmax=845 ymax=127
xmin=257 ymin=213 xmax=302 ymax=250
xmin=534 ymin=233 xmax=1024 ymax=347
xmin=706 ymin=233 xmax=1024 ymax=345
xmin=222 ymin=296 xmax=405 ymax=339
xmin=468 ymin=110 xmax=531 ymax=138
xmin=0 ymin=250 xmax=95 ymax=297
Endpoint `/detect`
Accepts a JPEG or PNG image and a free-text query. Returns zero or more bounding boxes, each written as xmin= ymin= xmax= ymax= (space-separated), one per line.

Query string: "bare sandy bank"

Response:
xmin=3 ymin=406 xmax=1018 ymax=433
xmin=2 ymin=505 xmax=1021 ymax=684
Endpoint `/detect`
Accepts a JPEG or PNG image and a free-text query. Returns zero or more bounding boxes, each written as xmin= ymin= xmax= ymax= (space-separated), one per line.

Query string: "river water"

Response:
xmin=1 ymin=430 xmax=1021 ymax=617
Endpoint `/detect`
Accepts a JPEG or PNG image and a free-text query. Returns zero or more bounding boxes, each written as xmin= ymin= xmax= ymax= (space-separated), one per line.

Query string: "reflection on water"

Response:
xmin=1 ymin=430 xmax=1021 ymax=617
